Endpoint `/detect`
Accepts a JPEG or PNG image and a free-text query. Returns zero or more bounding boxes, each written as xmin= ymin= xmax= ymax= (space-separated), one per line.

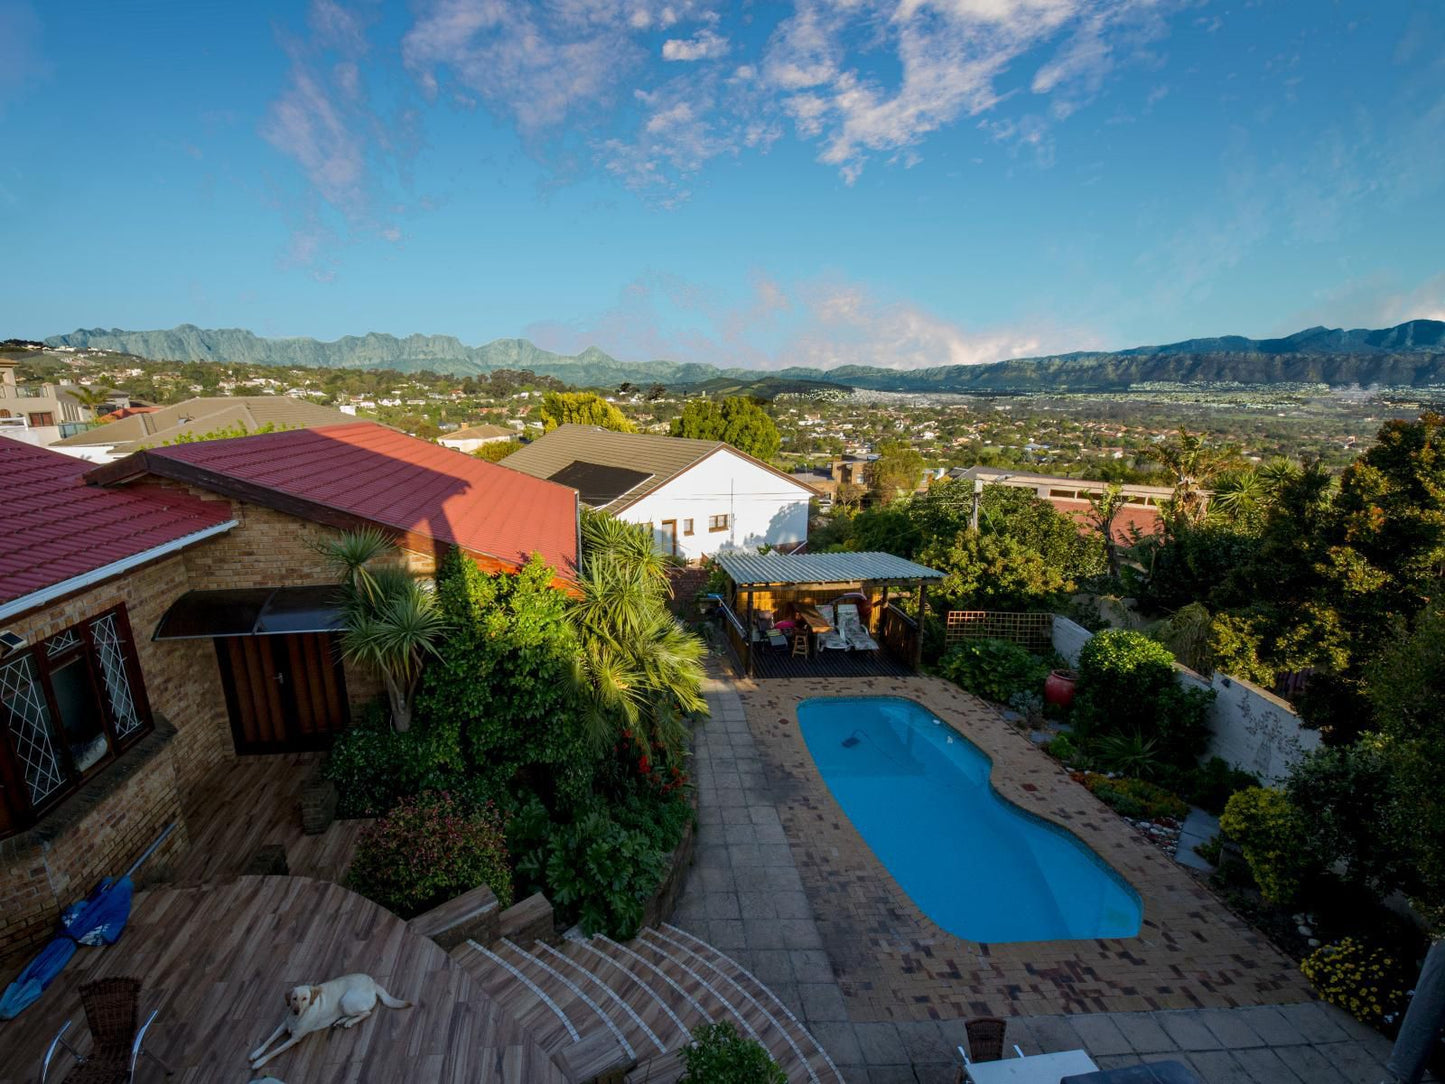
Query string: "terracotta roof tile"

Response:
xmin=104 ymin=423 xmax=578 ymax=575
xmin=0 ymin=441 xmax=234 ymax=608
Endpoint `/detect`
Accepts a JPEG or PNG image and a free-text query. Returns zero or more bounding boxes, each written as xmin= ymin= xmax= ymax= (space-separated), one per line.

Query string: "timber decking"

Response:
xmin=0 ymin=876 xmax=566 ymax=1084
xmin=750 ymin=647 xmax=911 ymax=680
xmin=173 ymin=752 xmax=369 ymax=885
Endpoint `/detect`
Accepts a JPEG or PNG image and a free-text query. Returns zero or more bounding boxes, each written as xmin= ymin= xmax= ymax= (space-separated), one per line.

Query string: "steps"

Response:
xmin=451 ymin=923 xmax=844 ymax=1084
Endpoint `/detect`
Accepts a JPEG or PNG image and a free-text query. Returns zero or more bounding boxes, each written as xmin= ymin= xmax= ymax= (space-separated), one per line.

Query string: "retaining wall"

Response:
xmin=1050 ymin=615 xmax=1320 ymax=785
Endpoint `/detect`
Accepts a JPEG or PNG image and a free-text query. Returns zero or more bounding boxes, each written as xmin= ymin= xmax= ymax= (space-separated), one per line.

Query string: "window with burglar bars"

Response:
xmin=943 ymin=610 xmax=1054 ymax=653
xmin=0 ymin=605 xmax=153 ymax=838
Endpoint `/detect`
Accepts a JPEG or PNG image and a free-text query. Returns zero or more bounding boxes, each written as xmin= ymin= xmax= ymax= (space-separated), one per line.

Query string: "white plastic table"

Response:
xmin=965 ymin=1050 xmax=1100 ymax=1084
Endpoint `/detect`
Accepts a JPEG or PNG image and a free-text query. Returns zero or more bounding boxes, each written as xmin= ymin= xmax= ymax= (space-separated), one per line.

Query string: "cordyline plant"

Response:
xmin=318 ymin=528 xmax=449 ymax=732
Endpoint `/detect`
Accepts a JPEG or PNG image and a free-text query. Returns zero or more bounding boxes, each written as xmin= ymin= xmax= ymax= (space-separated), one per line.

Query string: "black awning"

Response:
xmin=153 ymin=586 xmax=345 ymax=640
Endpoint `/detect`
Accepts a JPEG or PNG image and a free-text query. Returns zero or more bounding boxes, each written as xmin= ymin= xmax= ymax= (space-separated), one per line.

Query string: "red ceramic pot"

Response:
xmin=1044 ymin=669 xmax=1077 ymax=709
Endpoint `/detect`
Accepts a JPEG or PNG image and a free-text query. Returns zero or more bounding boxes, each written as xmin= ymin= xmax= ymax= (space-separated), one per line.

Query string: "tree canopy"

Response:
xmin=538 ymin=391 xmax=635 ymax=433
xmin=865 ymin=441 xmax=925 ymax=503
xmin=669 ymin=396 xmax=781 ymax=461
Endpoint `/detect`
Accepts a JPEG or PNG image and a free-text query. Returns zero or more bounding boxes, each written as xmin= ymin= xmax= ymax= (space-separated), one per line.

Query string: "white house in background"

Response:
xmin=0 ymin=358 xmax=93 ymax=447
xmin=438 ymin=423 xmax=517 ymax=454
xmin=502 ymin=424 xmax=817 ymax=560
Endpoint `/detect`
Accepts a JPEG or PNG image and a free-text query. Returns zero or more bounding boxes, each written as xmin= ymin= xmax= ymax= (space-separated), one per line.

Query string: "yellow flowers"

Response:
xmin=1301 ymin=937 xmax=1407 ymax=1027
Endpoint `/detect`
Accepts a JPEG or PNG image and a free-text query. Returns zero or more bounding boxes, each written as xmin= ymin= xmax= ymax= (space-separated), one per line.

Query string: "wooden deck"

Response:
xmin=0 ymin=876 xmax=567 ymax=1084
xmin=750 ymin=647 xmax=912 ymax=680
xmin=172 ymin=752 xmax=370 ymax=885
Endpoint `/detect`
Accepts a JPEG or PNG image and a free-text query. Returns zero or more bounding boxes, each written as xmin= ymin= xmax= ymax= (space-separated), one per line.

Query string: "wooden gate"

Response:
xmin=216 ymin=633 xmax=349 ymax=754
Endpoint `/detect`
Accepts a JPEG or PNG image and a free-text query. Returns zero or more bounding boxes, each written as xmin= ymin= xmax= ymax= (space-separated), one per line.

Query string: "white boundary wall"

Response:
xmin=1050 ymin=616 xmax=1320 ymax=785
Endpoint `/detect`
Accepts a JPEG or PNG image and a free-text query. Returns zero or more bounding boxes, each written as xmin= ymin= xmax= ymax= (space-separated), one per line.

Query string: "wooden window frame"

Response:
xmin=683 ymin=518 xmax=694 ymax=536
xmin=27 ymin=411 xmax=55 ymax=428
xmin=0 ymin=604 xmax=154 ymax=839
xmin=708 ymin=514 xmax=730 ymax=533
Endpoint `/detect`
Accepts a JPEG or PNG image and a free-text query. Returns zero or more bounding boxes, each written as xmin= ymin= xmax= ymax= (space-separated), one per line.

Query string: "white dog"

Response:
xmin=249 ymin=973 xmax=412 ymax=1070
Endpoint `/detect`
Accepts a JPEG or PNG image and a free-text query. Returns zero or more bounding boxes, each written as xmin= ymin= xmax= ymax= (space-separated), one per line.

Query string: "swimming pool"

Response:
xmin=798 ymin=696 xmax=1142 ymax=943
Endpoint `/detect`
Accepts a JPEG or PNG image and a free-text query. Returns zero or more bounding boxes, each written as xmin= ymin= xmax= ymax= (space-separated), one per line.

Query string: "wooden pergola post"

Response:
xmin=744 ymin=586 xmax=755 ymax=677
xmin=913 ymin=580 xmax=927 ymax=670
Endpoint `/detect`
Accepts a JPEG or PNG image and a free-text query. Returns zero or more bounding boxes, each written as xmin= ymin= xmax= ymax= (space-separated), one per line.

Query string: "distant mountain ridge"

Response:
xmin=45 ymin=319 xmax=1445 ymax=392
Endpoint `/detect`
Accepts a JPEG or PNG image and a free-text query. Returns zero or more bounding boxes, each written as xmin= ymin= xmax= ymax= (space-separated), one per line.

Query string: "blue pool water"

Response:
xmin=798 ymin=696 xmax=1142 ymax=943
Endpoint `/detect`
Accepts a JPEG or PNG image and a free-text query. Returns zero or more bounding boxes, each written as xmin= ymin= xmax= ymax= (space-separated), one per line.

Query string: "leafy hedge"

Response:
xmin=680 ymin=1022 xmax=787 ymax=1084
xmin=937 ymin=638 xmax=1047 ymax=703
xmin=1076 ymin=772 xmax=1189 ymax=822
xmin=1219 ymin=787 xmax=1321 ymax=905
xmin=347 ymin=791 xmax=513 ymax=918
xmin=1072 ymin=629 xmax=1213 ymax=771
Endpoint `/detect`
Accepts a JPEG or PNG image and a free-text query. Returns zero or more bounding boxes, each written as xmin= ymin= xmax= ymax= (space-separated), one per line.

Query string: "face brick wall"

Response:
xmin=0 ymin=489 xmax=441 ymax=964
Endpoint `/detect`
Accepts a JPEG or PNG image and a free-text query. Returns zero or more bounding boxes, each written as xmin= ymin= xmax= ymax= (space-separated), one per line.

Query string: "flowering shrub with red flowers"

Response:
xmin=347 ymin=790 xmax=514 ymax=919
xmin=619 ymin=728 xmax=689 ymax=797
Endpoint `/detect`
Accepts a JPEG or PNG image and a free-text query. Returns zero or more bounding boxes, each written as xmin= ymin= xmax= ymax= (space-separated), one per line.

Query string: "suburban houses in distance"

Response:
xmin=48 ymin=394 xmax=366 ymax=462
xmin=501 ymin=423 xmax=818 ymax=559
xmin=438 ymin=422 xmax=517 ymax=454
xmin=0 ymin=357 xmax=93 ymax=447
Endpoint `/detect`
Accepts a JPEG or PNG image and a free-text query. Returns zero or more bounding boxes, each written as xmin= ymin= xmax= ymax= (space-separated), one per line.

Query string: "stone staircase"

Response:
xmin=451 ymin=922 xmax=845 ymax=1084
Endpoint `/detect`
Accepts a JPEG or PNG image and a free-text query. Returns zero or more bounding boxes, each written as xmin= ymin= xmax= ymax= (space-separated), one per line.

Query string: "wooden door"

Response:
xmin=660 ymin=519 xmax=679 ymax=557
xmin=216 ymin=634 xmax=349 ymax=754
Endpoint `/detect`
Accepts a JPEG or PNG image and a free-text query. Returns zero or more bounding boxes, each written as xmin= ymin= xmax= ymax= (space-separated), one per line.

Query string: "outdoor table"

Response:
xmin=965 ymin=1050 xmax=1099 ymax=1084
xmin=792 ymin=603 xmax=830 ymax=632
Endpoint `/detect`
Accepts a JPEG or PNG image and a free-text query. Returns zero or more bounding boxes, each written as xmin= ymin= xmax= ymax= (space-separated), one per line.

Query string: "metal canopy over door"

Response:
xmin=215 ymin=632 xmax=348 ymax=754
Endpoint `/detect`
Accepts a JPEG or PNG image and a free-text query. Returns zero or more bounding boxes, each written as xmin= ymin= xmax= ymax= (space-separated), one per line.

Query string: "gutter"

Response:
xmin=0 ymin=519 xmax=239 ymax=622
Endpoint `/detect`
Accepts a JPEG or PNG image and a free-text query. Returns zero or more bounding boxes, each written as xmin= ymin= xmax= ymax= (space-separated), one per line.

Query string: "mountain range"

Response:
xmin=45 ymin=320 xmax=1445 ymax=393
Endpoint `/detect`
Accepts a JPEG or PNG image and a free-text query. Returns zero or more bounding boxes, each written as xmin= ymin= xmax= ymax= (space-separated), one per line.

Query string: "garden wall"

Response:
xmin=1050 ymin=615 xmax=1320 ymax=786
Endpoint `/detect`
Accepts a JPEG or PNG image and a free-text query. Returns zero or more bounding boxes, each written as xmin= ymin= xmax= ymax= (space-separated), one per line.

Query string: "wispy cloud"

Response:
xmin=261 ymin=0 xmax=418 ymax=277
xmin=525 ymin=271 xmax=1094 ymax=370
xmin=0 ymin=0 xmax=48 ymax=115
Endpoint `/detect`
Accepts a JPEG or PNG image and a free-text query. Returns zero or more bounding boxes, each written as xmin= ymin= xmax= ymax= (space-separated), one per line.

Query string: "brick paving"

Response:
xmin=672 ymin=666 xmax=1406 ymax=1083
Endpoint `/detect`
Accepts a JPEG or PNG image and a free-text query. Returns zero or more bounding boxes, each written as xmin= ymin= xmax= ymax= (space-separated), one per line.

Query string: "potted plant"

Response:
xmin=1044 ymin=668 xmax=1078 ymax=709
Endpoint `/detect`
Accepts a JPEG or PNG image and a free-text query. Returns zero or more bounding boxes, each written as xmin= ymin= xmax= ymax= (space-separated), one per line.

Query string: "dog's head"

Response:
xmin=284 ymin=985 xmax=323 ymax=1017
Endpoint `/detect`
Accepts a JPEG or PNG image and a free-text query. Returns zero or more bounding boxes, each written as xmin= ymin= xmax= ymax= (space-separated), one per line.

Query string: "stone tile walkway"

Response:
xmin=670 ymin=667 xmax=1407 ymax=1083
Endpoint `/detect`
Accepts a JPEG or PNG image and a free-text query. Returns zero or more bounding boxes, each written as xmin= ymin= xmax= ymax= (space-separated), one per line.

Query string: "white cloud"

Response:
xmin=663 ymin=28 xmax=729 ymax=62
xmin=525 ymin=271 xmax=1091 ymax=370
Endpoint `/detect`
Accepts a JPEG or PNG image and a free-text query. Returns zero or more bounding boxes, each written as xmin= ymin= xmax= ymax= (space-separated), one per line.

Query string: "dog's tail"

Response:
xmin=376 ymin=985 xmax=412 ymax=1010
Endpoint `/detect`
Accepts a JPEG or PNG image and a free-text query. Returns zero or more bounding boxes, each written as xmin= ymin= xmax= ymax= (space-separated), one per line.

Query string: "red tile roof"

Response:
xmin=1054 ymin=498 xmax=1164 ymax=544
xmin=91 ymin=423 xmax=579 ymax=576
xmin=0 ymin=441 xmax=235 ymax=609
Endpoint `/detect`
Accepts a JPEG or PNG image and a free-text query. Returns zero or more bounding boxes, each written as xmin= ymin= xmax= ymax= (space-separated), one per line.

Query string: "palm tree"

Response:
xmin=317 ymin=528 xmax=448 ymax=732
xmin=68 ymin=384 xmax=115 ymax=419
xmin=570 ymin=511 xmax=707 ymax=760
xmin=1086 ymin=482 xmax=1131 ymax=578
xmin=1154 ymin=428 xmax=1229 ymax=528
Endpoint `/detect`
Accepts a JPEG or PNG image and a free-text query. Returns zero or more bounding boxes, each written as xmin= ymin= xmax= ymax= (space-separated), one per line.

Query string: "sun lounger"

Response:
xmin=835 ymin=603 xmax=878 ymax=650
xmin=815 ymin=605 xmax=850 ymax=651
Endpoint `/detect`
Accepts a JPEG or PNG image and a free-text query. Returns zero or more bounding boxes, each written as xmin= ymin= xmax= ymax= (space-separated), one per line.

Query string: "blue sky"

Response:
xmin=2 ymin=0 xmax=1443 ymax=369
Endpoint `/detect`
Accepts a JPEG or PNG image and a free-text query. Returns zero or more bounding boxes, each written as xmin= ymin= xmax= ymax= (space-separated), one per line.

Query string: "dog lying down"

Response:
xmin=250 ymin=973 xmax=413 ymax=1070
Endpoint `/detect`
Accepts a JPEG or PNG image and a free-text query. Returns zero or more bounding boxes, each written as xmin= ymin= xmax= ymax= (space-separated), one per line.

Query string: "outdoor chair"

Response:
xmin=791 ymin=630 xmax=810 ymax=657
xmin=835 ymin=603 xmax=879 ymax=651
xmin=965 ymin=1016 xmax=1008 ymax=1062
xmin=814 ymin=605 xmax=850 ymax=651
xmin=41 ymin=977 xmax=173 ymax=1083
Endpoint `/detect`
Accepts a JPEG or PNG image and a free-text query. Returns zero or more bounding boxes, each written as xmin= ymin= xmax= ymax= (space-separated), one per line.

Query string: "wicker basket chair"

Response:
xmin=965 ymin=1016 xmax=1008 ymax=1062
xmin=41 ymin=977 xmax=172 ymax=1083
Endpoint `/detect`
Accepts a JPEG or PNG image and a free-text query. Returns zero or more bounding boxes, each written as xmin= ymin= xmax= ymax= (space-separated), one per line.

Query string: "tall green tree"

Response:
xmin=538 ymin=391 xmax=635 ymax=433
xmin=669 ymin=397 xmax=781 ymax=461
xmin=1153 ymin=428 xmax=1231 ymax=528
xmin=865 ymin=441 xmax=925 ymax=504
xmin=1086 ymin=482 xmax=1131 ymax=578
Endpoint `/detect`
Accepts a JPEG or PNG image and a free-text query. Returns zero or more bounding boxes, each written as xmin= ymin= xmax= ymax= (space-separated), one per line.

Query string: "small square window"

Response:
xmin=683 ymin=519 xmax=694 ymax=536
xmin=708 ymin=514 xmax=730 ymax=532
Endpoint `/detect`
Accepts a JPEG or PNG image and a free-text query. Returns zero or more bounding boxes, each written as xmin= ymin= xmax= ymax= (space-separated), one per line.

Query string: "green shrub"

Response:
xmin=1219 ymin=787 xmax=1321 ymax=905
xmin=1073 ymin=629 xmax=1213 ymax=770
xmin=1300 ymin=937 xmax=1411 ymax=1029
xmin=1043 ymin=731 xmax=1083 ymax=765
xmin=680 ymin=1021 xmax=787 ymax=1084
xmin=937 ymin=638 xmax=1048 ymax=703
xmin=347 ymin=791 xmax=513 ymax=918
xmin=1091 ymin=731 xmax=1164 ymax=780
xmin=325 ymin=713 xmax=451 ymax=818
xmin=1078 ymin=772 xmax=1188 ymax=822
xmin=1184 ymin=756 xmax=1260 ymax=815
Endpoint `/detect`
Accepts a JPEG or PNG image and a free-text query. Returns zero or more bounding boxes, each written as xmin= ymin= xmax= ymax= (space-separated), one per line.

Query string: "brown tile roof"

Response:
xmin=444 ymin=423 xmax=515 ymax=441
xmin=52 ymin=395 xmax=367 ymax=453
xmin=501 ymin=424 xmax=812 ymax=511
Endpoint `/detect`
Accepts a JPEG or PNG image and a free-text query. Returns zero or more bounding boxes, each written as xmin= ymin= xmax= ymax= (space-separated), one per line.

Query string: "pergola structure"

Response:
xmin=713 ymin=551 xmax=944 ymax=677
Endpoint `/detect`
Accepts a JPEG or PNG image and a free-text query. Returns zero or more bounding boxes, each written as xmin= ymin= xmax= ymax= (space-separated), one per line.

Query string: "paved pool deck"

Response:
xmin=672 ymin=668 xmax=1400 ymax=1083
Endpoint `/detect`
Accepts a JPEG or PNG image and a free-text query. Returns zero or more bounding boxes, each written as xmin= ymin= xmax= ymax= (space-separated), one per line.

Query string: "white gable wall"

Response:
xmin=619 ymin=448 xmax=811 ymax=559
